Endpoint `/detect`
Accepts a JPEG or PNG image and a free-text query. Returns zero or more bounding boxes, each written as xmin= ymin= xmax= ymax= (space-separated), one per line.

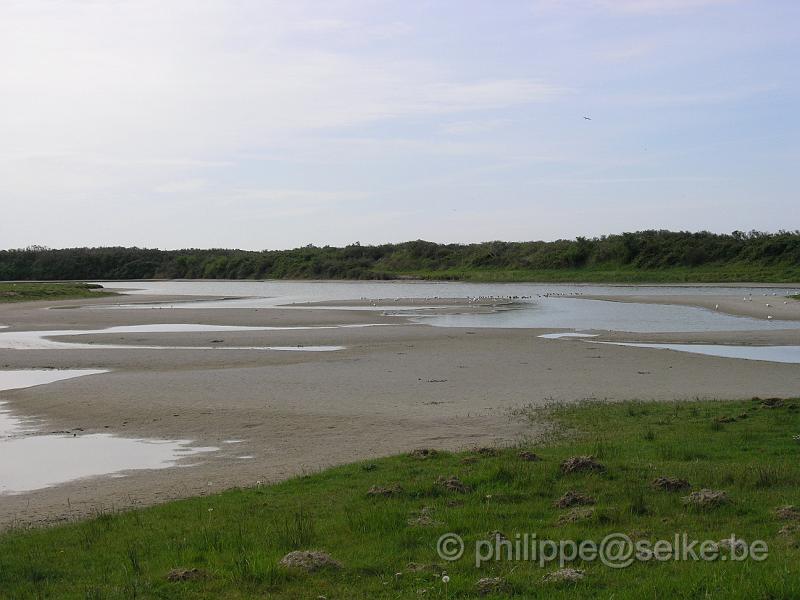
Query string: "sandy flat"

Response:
xmin=1 ymin=291 xmax=800 ymax=528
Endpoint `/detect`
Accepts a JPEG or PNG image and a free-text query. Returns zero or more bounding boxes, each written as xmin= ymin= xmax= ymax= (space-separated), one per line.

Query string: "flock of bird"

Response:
xmin=728 ymin=291 xmax=799 ymax=320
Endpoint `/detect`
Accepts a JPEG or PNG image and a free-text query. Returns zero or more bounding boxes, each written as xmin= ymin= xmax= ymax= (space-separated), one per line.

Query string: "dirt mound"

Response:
xmin=519 ymin=451 xmax=541 ymax=462
xmin=473 ymin=446 xmax=499 ymax=457
xmin=166 ymin=568 xmax=207 ymax=582
xmin=759 ymin=397 xmax=785 ymax=409
xmin=557 ymin=507 xmax=595 ymax=524
xmin=560 ymin=456 xmax=605 ymax=474
xmin=775 ymin=505 xmax=800 ymax=520
xmin=486 ymin=530 xmax=508 ymax=542
xmin=715 ymin=537 xmax=747 ymax=553
xmin=367 ymin=484 xmax=403 ymax=497
xmin=409 ymin=448 xmax=439 ymax=460
xmin=542 ymin=568 xmax=585 ymax=583
xmin=279 ymin=550 xmax=342 ymax=572
xmin=407 ymin=506 xmax=443 ymax=527
xmin=682 ymin=489 xmax=728 ymax=509
xmin=651 ymin=476 xmax=690 ymax=492
xmin=405 ymin=562 xmax=442 ymax=574
xmin=436 ymin=475 xmax=471 ymax=493
xmin=476 ymin=576 xmax=507 ymax=595
xmin=555 ymin=491 xmax=596 ymax=508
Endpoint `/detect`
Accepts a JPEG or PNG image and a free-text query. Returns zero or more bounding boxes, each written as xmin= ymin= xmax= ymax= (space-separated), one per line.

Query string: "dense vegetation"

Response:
xmin=1 ymin=398 xmax=798 ymax=598
xmin=0 ymin=282 xmax=115 ymax=303
xmin=1 ymin=230 xmax=799 ymax=283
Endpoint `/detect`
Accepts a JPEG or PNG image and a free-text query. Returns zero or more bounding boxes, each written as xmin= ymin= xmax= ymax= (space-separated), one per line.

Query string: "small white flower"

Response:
xmin=442 ymin=575 xmax=450 ymax=584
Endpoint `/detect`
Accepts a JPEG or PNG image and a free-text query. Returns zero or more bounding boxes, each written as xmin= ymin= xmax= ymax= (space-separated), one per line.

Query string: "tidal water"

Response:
xmin=94 ymin=281 xmax=800 ymax=334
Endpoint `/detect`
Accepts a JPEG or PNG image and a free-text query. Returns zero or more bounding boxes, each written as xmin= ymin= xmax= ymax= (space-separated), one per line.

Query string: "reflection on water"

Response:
xmin=0 ymin=370 xmax=217 ymax=494
xmin=598 ymin=342 xmax=800 ymax=364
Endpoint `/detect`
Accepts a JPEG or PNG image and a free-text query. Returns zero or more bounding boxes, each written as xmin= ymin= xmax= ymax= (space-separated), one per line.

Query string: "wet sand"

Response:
xmin=1 ymin=292 xmax=799 ymax=528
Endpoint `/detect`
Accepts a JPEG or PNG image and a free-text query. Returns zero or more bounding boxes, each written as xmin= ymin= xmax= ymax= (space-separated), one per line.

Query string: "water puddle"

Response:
xmin=0 ymin=370 xmax=217 ymax=494
xmin=0 ymin=369 xmax=108 ymax=394
xmin=598 ymin=342 xmax=800 ymax=364
xmin=0 ymin=323 xmax=354 ymax=351
xmin=538 ymin=332 xmax=598 ymax=339
xmin=1 ymin=435 xmax=218 ymax=494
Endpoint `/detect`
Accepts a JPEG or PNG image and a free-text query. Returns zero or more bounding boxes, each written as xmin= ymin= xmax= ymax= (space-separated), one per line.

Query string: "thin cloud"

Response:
xmin=593 ymin=0 xmax=738 ymax=14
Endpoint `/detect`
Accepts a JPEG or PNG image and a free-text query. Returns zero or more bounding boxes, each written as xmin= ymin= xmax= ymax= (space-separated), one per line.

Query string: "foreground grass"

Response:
xmin=398 ymin=265 xmax=800 ymax=283
xmin=0 ymin=282 xmax=115 ymax=303
xmin=1 ymin=399 xmax=799 ymax=598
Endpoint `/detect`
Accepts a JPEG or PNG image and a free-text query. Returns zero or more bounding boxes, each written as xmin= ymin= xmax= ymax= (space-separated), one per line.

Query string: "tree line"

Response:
xmin=1 ymin=230 xmax=799 ymax=282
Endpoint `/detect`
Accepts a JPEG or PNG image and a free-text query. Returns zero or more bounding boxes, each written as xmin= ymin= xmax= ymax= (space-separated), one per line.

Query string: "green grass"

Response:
xmin=1 ymin=399 xmax=799 ymax=598
xmin=395 ymin=265 xmax=800 ymax=283
xmin=0 ymin=282 xmax=115 ymax=303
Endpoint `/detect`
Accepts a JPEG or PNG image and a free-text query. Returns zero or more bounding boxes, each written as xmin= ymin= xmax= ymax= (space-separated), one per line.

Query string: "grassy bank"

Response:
xmin=399 ymin=266 xmax=800 ymax=283
xmin=0 ymin=282 xmax=115 ymax=303
xmin=1 ymin=399 xmax=799 ymax=598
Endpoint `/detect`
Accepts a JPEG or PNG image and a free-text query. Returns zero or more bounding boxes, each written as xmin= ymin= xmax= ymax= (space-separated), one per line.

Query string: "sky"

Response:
xmin=1 ymin=0 xmax=798 ymax=250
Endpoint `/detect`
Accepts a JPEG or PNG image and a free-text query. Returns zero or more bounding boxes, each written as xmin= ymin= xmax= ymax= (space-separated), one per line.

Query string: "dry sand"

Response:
xmin=1 ymin=291 xmax=799 ymax=528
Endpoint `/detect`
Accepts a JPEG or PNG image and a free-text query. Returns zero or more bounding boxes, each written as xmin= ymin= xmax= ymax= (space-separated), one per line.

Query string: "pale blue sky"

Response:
xmin=1 ymin=0 xmax=797 ymax=250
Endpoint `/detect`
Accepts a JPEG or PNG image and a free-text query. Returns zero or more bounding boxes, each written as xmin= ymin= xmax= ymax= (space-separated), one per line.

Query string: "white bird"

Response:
xmin=714 ymin=304 xmax=719 ymax=310
xmin=767 ymin=315 xmax=774 ymax=320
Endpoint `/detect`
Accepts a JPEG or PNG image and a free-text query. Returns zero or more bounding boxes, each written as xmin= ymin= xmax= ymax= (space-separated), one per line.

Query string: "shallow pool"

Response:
xmin=415 ymin=298 xmax=799 ymax=333
xmin=0 ymin=370 xmax=217 ymax=494
xmin=598 ymin=342 xmax=800 ymax=364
